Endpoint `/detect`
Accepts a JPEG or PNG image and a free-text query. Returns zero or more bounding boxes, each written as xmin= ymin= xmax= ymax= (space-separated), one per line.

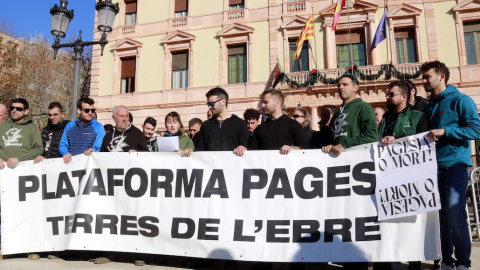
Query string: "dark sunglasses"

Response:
xmin=10 ymin=106 xmax=25 ymax=112
xmin=82 ymin=108 xmax=96 ymax=113
xmin=206 ymin=99 xmax=222 ymax=107
xmin=385 ymin=93 xmax=403 ymax=98
xmin=292 ymin=114 xmax=304 ymax=119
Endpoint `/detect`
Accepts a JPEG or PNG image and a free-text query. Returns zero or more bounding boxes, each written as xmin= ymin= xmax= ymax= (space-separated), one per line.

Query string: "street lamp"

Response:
xmin=50 ymin=0 xmax=119 ymax=120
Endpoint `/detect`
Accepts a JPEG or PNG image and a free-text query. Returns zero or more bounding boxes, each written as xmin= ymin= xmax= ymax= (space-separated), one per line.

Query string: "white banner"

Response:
xmin=0 ymin=136 xmax=441 ymax=262
xmin=374 ymin=133 xmax=440 ymax=221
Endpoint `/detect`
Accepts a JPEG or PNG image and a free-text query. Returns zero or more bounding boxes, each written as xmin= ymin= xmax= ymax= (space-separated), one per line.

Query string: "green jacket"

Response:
xmin=331 ymin=98 xmax=379 ymax=148
xmin=179 ymin=133 xmax=195 ymax=151
xmin=0 ymin=118 xmax=43 ymax=161
xmin=378 ymin=107 xmax=427 ymax=139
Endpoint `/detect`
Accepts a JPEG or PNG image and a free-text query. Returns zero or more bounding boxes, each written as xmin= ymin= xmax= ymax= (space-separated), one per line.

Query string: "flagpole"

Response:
xmin=312 ymin=8 xmax=318 ymax=69
xmin=347 ymin=1 xmax=353 ymax=68
xmin=384 ymin=0 xmax=389 ymax=64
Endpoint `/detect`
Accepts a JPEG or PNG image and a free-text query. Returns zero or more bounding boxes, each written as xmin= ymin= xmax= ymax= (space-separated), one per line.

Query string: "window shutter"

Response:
xmin=464 ymin=21 xmax=480 ymax=33
xmin=172 ymin=51 xmax=188 ymax=70
xmin=335 ymin=29 xmax=365 ymax=44
xmin=228 ymin=45 xmax=246 ymax=55
xmin=394 ymin=28 xmax=414 ymax=39
xmin=175 ymin=0 xmax=188 ymax=12
xmin=125 ymin=1 xmax=137 ymax=13
xmin=229 ymin=0 xmax=244 ymax=5
xmin=121 ymin=57 xmax=136 ymax=78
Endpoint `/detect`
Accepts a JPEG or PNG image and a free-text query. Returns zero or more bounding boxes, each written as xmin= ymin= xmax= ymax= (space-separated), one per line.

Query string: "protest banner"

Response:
xmin=0 ymin=136 xmax=440 ymax=262
xmin=374 ymin=132 xmax=440 ymax=221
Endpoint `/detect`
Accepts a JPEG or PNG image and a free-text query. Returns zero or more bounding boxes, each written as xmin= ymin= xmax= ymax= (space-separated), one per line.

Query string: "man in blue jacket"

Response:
xmin=59 ymin=97 xmax=106 ymax=164
xmin=422 ymin=61 xmax=480 ymax=270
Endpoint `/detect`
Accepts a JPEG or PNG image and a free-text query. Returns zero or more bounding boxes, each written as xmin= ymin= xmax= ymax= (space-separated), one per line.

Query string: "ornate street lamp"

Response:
xmin=51 ymin=0 xmax=119 ymax=120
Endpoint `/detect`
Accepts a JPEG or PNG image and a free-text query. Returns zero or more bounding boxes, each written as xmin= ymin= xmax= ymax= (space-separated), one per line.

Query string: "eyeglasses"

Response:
xmin=10 ymin=106 xmax=25 ymax=112
xmin=385 ymin=93 xmax=404 ymax=98
xmin=292 ymin=114 xmax=304 ymax=119
xmin=206 ymin=99 xmax=223 ymax=107
xmin=82 ymin=108 xmax=96 ymax=113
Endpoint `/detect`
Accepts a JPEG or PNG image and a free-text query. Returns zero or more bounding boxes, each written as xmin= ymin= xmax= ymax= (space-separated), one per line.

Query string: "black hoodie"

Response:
xmin=101 ymin=124 xmax=149 ymax=152
xmin=195 ymin=114 xmax=249 ymax=151
xmin=41 ymin=119 xmax=70 ymax=158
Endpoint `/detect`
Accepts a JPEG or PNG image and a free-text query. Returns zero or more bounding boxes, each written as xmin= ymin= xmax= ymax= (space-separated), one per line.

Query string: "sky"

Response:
xmin=0 ymin=0 xmax=97 ymax=43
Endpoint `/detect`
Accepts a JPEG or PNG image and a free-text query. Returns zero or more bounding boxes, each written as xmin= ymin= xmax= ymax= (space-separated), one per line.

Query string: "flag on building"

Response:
xmin=332 ymin=0 xmax=346 ymax=30
xmin=370 ymin=10 xmax=387 ymax=53
xmin=295 ymin=14 xmax=314 ymax=60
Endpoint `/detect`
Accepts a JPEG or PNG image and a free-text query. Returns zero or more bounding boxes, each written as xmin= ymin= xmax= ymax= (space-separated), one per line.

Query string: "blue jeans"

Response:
xmin=438 ymin=165 xmax=471 ymax=267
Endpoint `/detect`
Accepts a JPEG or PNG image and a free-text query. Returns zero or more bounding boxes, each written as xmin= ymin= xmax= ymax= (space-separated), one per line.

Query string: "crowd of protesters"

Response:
xmin=0 ymin=60 xmax=478 ymax=270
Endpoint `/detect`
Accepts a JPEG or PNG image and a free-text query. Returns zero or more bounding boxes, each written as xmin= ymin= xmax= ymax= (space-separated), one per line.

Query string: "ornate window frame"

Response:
xmin=161 ymin=30 xmax=196 ymax=90
xmin=387 ymin=3 xmax=423 ymax=65
xmin=217 ymin=23 xmax=254 ymax=85
xmin=280 ymin=16 xmax=314 ymax=73
xmin=111 ymin=38 xmax=143 ymax=95
xmin=452 ymin=0 xmax=480 ymax=66
xmin=320 ymin=0 xmax=378 ymax=68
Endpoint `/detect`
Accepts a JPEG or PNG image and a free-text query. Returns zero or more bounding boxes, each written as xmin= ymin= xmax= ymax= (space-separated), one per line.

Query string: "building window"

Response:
xmin=121 ymin=57 xmax=136 ymax=93
xmin=175 ymin=0 xmax=188 ymax=17
xmin=125 ymin=0 xmax=137 ymax=25
xmin=394 ymin=28 xmax=416 ymax=64
xmin=289 ymin=40 xmax=309 ymax=72
xmin=228 ymin=44 xmax=247 ymax=84
xmin=229 ymin=0 xmax=244 ymax=9
xmin=172 ymin=51 xmax=188 ymax=89
xmin=464 ymin=21 xmax=480 ymax=65
xmin=336 ymin=29 xmax=366 ymax=68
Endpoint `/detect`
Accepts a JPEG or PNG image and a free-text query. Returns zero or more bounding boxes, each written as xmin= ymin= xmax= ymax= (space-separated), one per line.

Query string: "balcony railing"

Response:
xmin=282 ymin=63 xmax=422 ymax=86
xmin=171 ymin=17 xmax=188 ymax=27
xmin=121 ymin=24 xmax=136 ymax=35
xmin=287 ymin=1 xmax=306 ymax=13
xmin=226 ymin=8 xmax=245 ymax=20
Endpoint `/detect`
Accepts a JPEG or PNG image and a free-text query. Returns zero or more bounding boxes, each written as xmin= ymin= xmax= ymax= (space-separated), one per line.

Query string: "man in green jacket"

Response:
xmin=379 ymin=80 xmax=429 ymax=145
xmin=322 ymin=74 xmax=378 ymax=156
xmin=0 ymin=98 xmax=43 ymax=169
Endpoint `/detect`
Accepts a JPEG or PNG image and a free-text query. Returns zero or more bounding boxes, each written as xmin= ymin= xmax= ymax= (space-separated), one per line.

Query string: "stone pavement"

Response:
xmin=0 ymin=244 xmax=479 ymax=270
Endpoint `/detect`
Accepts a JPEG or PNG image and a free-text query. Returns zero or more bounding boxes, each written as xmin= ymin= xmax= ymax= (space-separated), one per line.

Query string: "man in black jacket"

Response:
xmin=234 ymin=89 xmax=307 ymax=156
xmin=34 ymin=102 xmax=69 ymax=163
xmin=183 ymin=87 xmax=249 ymax=156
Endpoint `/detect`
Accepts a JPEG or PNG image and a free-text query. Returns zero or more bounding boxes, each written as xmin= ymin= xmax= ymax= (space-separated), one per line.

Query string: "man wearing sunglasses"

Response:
xmin=378 ymin=81 xmax=428 ymax=146
xmin=322 ymin=74 xmax=378 ymax=156
xmin=185 ymin=87 xmax=249 ymax=156
xmin=59 ymin=97 xmax=106 ymax=164
xmin=0 ymin=98 xmax=43 ymax=169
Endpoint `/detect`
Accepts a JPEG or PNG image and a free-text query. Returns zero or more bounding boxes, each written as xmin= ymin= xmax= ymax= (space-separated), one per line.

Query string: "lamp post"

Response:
xmin=50 ymin=0 xmax=119 ymax=120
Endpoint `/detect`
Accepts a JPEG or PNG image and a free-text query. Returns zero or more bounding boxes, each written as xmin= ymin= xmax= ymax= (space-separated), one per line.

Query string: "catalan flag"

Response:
xmin=295 ymin=14 xmax=314 ymax=60
xmin=332 ymin=0 xmax=346 ymax=30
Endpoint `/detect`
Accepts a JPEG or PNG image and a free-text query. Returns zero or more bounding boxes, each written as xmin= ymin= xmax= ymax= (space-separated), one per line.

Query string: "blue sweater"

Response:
xmin=424 ymin=85 xmax=480 ymax=168
xmin=59 ymin=119 xmax=106 ymax=156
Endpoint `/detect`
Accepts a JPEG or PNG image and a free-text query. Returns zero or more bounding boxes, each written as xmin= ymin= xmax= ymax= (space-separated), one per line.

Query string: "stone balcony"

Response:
xmin=120 ymin=24 xmax=136 ymax=35
xmin=286 ymin=1 xmax=306 ymax=13
xmin=225 ymin=8 xmax=245 ymax=20
xmin=282 ymin=63 xmax=423 ymax=87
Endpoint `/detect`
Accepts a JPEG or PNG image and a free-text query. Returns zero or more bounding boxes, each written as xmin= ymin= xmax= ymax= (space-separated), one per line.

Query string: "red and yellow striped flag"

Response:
xmin=295 ymin=14 xmax=314 ymax=60
xmin=332 ymin=0 xmax=346 ymax=30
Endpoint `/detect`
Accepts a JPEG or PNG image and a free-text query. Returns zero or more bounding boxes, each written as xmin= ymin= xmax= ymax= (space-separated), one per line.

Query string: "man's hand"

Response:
xmin=233 ymin=146 xmax=247 ymax=157
xmin=322 ymin=145 xmax=333 ymax=154
xmin=182 ymin=148 xmax=193 ymax=157
xmin=34 ymin=155 xmax=46 ymax=164
xmin=128 ymin=149 xmax=137 ymax=153
xmin=380 ymin=136 xmax=395 ymax=145
xmin=280 ymin=145 xmax=295 ymax=155
xmin=331 ymin=144 xmax=344 ymax=157
xmin=428 ymin=129 xmax=445 ymax=142
xmin=84 ymin=148 xmax=94 ymax=155
xmin=6 ymin=157 xmax=19 ymax=168
xmin=0 ymin=158 xmax=5 ymax=169
xmin=63 ymin=153 xmax=72 ymax=164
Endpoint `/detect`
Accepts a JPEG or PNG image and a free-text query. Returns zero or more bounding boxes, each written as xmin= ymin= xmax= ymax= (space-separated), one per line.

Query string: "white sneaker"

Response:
xmin=456 ymin=265 xmax=469 ymax=270
xmin=440 ymin=263 xmax=455 ymax=270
